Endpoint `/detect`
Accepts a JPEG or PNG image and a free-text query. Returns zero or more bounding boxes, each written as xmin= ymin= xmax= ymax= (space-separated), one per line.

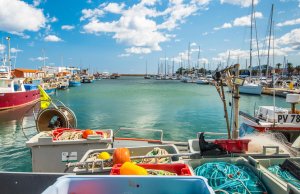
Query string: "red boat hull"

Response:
xmin=0 ymin=90 xmax=40 ymax=110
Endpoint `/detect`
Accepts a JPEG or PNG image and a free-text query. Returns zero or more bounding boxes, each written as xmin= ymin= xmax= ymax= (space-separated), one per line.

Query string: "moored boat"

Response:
xmin=240 ymin=93 xmax=300 ymax=143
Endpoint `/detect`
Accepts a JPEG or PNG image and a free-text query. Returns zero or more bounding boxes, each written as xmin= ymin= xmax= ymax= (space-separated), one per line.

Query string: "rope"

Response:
xmin=194 ymin=162 xmax=267 ymax=194
xmin=140 ymin=147 xmax=170 ymax=164
xmin=268 ymin=165 xmax=300 ymax=189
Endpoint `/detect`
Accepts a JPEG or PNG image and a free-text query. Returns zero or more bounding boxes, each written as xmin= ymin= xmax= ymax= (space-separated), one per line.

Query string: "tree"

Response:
xmin=287 ymin=62 xmax=294 ymax=77
xmin=295 ymin=65 xmax=300 ymax=75
xmin=276 ymin=63 xmax=282 ymax=74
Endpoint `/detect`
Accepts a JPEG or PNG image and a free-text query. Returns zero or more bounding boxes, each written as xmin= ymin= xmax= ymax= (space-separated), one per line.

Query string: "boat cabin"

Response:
xmin=0 ymin=78 xmax=26 ymax=93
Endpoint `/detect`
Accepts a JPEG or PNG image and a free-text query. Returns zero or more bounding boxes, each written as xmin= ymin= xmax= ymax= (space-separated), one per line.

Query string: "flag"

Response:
xmin=38 ymin=85 xmax=51 ymax=109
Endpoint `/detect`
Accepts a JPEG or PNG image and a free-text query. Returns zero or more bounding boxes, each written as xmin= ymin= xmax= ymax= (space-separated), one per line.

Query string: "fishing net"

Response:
xmin=240 ymin=131 xmax=295 ymax=156
xmin=194 ymin=162 xmax=267 ymax=194
xmin=268 ymin=165 xmax=300 ymax=189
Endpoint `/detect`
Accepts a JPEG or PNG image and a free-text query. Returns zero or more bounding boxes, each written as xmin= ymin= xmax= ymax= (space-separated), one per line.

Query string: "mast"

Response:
xmin=6 ymin=36 xmax=11 ymax=68
xmin=197 ymin=46 xmax=200 ymax=70
xmin=233 ymin=64 xmax=240 ymax=139
xmin=249 ymin=0 xmax=254 ymax=79
xmin=145 ymin=61 xmax=148 ymax=76
xmin=266 ymin=4 xmax=274 ymax=78
xmin=172 ymin=58 xmax=174 ymax=75
xmin=42 ymin=48 xmax=46 ymax=67
xmin=164 ymin=53 xmax=166 ymax=77
xmin=188 ymin=42 xmax=190 ymax=72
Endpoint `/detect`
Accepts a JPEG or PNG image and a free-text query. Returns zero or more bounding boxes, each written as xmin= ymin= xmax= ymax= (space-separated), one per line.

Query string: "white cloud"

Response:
xmin=44 ymin=35 xmax=62 ymax=42
xmin=125 ymin=47 xmax=152 ymax=54
xmin=33 ymin=0 xmax=42 ymax=7
xmin=118 ymin=53 xmax=130 ymax=57
xmin=103 ymin=3 xmax=125 ymax=14
xmin=80 ymin=8 xmax=104 ymax=21
xmin=277 ymin=28 xmax=300 ymax=48
xmin=277 ymin=18 xmax=300 ymax=27
xmin=190 ymin=42 xmax=197 ymax=47
xmin=220 ymin=0 xmax=259 ymax=7
xmin=11 ymin=48 xmax=23 ymax=53
xmin=0 ymin=44 xmax=5 ymax=53
xmin=81 ymin=0 xmax=210 ymax=55
xmin=30 ymin=56 xmax=48 ymax=61
xmin=61 ymin=25 xmax=75 ymax=30
xmin=0 ymin=0 xmax=46 ymax=34
xmin=213 ymin=12 xmax=262 ymax=31
xmin=50 ymin=17 xmax=58 ymax=23
xmin=214 ymin=22 xmax=232 ymax=30
xmin=233 ymin=12 xmax=263 ymax=26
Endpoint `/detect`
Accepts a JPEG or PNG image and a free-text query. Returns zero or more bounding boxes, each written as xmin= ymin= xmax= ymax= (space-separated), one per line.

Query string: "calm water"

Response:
xmin=0 ymin=76 xmax=288 ymax=172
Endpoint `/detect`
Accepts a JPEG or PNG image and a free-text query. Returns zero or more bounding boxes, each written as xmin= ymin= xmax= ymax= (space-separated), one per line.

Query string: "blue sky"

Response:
xmin=0 ymin=0 xmax=300 ymax=74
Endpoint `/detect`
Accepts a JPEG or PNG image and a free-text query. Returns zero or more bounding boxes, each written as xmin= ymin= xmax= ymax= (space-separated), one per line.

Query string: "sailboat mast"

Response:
xmin=188 ymin=42 xmax=190 ymax=72
xmin=197 ymin=46 xmax=200 ymax=70
xmin=172 ymin=58 xmax=174 ymax=75
xmin=42 ymin=48 xmax=46 ymax=67
xmin=266 ymin=4 xmax=274 ymax=78
xmin=146 ymin=61 xmax=148 ymax=76
xmin=249 ymin=0 xmax=254 ymax=79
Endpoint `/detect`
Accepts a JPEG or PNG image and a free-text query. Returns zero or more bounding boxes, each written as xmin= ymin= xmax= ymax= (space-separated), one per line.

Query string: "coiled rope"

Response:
xmin=268 ymin=165 xmax=300 ymax=189
xmin=194 ymin=162 xmax=267 ymax=194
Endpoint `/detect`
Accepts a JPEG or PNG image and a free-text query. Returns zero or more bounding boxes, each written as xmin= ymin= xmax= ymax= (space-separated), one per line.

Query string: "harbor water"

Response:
xmin=0 ymin=77 xmax=288 ymax=172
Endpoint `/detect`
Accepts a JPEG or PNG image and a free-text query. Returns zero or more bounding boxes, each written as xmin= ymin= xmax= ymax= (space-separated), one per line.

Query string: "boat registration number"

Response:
xmin=277 ymin=114 xmax=300 ymax=124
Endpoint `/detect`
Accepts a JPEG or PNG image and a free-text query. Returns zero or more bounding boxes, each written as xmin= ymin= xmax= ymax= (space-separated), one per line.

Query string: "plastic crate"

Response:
xmin=110 ymin=163 xmax=193 ymax=176
xmin=42 ymin=175 xmax=214 ymax=194
xmin=73 ymin=145 xmax=181 ymax=174
xmin=26 ymin=129 xmax=113 ymax=173
xmin=214 ymin=139 xmax=250 ymax=153
xmin=52 ymin=128 xmax=108 ymax=140
xmin=250 ymin=157 xmax=300 ymax=194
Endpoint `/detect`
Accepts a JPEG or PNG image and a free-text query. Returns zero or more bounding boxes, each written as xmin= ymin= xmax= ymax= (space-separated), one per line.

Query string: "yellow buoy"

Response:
xmin=97 ymin=152 xmax=111 ymax=160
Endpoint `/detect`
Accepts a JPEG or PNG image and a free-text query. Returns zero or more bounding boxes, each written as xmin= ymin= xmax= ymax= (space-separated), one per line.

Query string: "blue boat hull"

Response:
xmin=45 ymin=88 xmax=56 ymax=96
xmin=69 ymin=81 xmax=81 ymax=87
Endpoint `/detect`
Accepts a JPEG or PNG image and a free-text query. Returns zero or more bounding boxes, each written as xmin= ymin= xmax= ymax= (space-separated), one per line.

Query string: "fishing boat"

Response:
xmin=0 ymin=37 xmax=40 ymax=110
xmin=196 ymin=77 xmax=209 ymax=85
xmin=240 ymin=93 xmax=300 ymax=143
xmin=81 ymin=75 xmax=94 ymax=83
xmin=69 ymin=75 xmax=81 ymax=87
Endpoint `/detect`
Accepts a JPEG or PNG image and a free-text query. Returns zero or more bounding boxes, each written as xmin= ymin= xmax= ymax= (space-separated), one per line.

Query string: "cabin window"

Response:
xmin=0 ymin=80 xmax=11 ymax=88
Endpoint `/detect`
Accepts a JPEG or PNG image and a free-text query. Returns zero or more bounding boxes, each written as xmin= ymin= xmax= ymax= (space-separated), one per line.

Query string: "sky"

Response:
xmin=0 ymin=0 xmax=300 ymax=74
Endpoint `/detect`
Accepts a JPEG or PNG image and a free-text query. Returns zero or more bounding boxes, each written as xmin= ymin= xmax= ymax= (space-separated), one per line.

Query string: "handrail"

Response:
xmin=67 ymin=152 xmax=195 ymax=169
xmin=196 ymin=131 xmax=228 ymax=138
xmin=113 ymin=127 xmax=164 ymax=142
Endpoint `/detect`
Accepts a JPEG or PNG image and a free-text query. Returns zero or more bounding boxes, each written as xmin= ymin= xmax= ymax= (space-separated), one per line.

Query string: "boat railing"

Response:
xmin=196 ymin=131 xmax=228 ymax=139
xmin=66 ymin=152 xmax=196 ymax=172
xmin=113 ymin=127 xmax=164 ymax=143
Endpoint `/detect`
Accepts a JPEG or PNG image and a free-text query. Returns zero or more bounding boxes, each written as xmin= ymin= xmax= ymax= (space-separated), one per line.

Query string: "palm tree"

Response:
xmin=295 ymin=65 xmax=300 ymax=75
xmin=276 ymin=63 xmax=282 ymax=74
xmin=287 ymin=62 xmax=294 ymax=77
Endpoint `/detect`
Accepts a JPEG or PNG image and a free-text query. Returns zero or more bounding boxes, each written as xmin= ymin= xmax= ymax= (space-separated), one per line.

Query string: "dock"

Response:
xmin=262 ymin=87 xmax=300 ymax=98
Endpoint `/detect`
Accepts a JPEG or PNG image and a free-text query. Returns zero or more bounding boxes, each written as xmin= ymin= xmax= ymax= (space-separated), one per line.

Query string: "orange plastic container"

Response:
xmin=213 ymin=139 xmax=251 ymax=153
xmin=110 ymin=163 xmax=193 ymax=176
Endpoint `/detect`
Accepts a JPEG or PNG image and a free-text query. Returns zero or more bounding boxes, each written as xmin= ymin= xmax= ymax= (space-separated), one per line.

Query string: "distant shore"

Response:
xmin=120 ymin=74 xmax=146 ymax=76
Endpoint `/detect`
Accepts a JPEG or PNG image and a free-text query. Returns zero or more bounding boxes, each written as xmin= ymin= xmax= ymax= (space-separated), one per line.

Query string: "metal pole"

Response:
xmin=6 ymin=36 xmax=11 ymax=67
xmin=220 ymin=80 xmax=231 ymax=139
